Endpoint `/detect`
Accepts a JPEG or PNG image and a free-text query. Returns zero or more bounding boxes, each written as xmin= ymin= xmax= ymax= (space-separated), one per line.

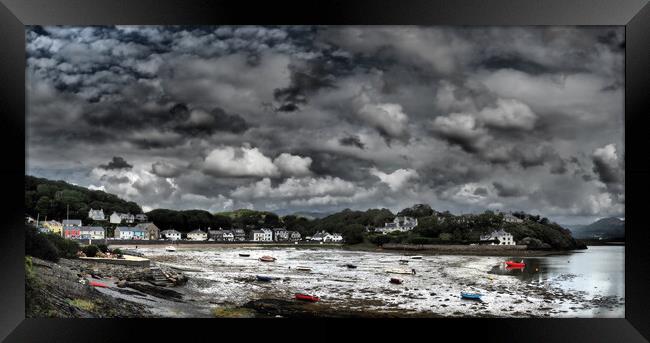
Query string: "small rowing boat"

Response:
xmin=460 ymin=292 xmax=483 ymax=300
xmin=89 ymin=281 xmax=108 ymax=288
xmin=165 ymin=246 xmax=176 ymax=252
xmin=345 ymin=264 xmax=357 ymax=269
xmin=239 ymin=253 xmax=250 ymax=257
xmin=389 ymin=278 xmax=403 ymax=284
xmin=410 ymin=256 xmax=423 ymax=260
xmin=385 ymin=268 xmax=415 ymax=275
xmin=259 ymin=256 xmax=276 ymax=262
xmin=256 ymin=275 xmax=274 ymax=282
xmin=505 ymin=260 xmax=525 ymax=268
xmin=295 ymin=293 xmax=320 ymax=302
xmin=295 ymin=266 xmax=312 ymax=272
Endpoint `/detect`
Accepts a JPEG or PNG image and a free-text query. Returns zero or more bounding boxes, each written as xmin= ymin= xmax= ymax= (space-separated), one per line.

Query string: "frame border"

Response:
xmin=1 ymin=0 xmax=648 ymax=341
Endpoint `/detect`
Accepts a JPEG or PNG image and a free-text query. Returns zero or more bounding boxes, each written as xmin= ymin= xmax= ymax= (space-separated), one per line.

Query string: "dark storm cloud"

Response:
xmin=492 ymin=182 xmax=525 ymax=197
xmin=339 ymin=135 xmax=365 ymax=150
xmin=99 ymin=156 xmax=133 ymax=170
xmin=26 ymin=26 xmax=624 ymax=224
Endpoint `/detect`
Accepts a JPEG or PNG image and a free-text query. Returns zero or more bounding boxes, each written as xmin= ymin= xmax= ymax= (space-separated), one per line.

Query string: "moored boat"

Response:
xmin=389 ymin=278 xmax=403 ymax=284
xmin=410 ymin=256 xmax=423 ymax=260
xmin=165 ymin=246 xmax=176 ymax=252
xmin=345 ymin=264 xmax=357 ymax=269
xmin=259 ymin=256 xmax=276 ymax=262
xmin=295 ymin=293 xmax=320 ymax=302
xmin=505 ymin=260 xmax=526 ymax=268
xmin=89 ymin=281 xmax=108 ymax=288
xmin=461 ymin=292 xmax=483 ymax=300
xmin=295 ymin=266 xmax=312 ymax=271
xmin=239 ymin=253 xmax=250 ymax=257
xmin=385 ymin=268 xmax=415 ymax=275
xmin=256 ymin=275 xmax=274 ymax=282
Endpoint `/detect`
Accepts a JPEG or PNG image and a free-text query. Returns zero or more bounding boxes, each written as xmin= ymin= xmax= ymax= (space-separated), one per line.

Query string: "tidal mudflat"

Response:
xmin=112 ymin=245 xmax=624 ymax=318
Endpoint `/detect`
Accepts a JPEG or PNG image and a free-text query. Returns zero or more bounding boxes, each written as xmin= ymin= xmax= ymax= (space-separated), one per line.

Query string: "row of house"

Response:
xmin=87 ymin=208 xmax=148 ymax=224
xmin=306 ymin=231 xmax=344 ymax=242
xmin=374 ymin=216 xmax=419 ymax=234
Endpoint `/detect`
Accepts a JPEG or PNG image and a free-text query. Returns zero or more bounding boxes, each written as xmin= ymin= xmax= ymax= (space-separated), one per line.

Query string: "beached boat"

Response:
xmin=259 ymin=256 xmax=276 ymax=262
xmin=295 ymin=266 xmax=312 ymax=271
xmin=345 ymin=264 xmax=357 ymax=269
xmin=385 ymin=268 xmax=415 ymax=275
xmin=461 ymin=292 xmax=483 ymax=300
xmin=389 ymin=278 xmax=403 ymax=284
xmin=165 ymin=246 xmax=176 ymax=252
xmin=88 ymin=281 xmax=108 ymax=288
xmin=410 ymin=256 xmax=423 ymax=260
xmin=295 ymin=293 xmax=320 ymax=302
xmin=256 ymin=275 xmax=274 ymax=282
xmin=239 ymin=253 xmax=250 ymax=257
xmin=505 ymin=261 xmax=526 ymax=268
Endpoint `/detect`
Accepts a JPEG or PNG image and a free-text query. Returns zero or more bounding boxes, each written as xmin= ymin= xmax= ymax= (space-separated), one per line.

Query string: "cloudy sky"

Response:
xmin=25 ymin=26 xmax=625 ymax=224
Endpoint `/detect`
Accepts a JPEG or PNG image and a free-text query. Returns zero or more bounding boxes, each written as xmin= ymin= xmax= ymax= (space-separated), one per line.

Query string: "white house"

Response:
xmin=480 ymin=229 xmax=515 ymax=245
xmin=375 ymin=217 xmax=418 ymax=234
xmin=325 ymin=233 xmax=343 ymax=243
xmin=503 ymin=213 xmax=524 ymax=224
xmin=187 ymin=229 xmax=208 ymax=241
xmin=110 ymin=212 xmax=135 ymax=224
xmin=161 ymin=229 xmax=182 ymax=240
xmin=251 ymin=229 xmax=273 ymax=241
xmin=62 ymin=219 xmax=82 ymax=227
xmin=114 ymin=226 xmax=146 ymax=240
xmin=88 ymin=209 xmax=106 ymax=221
xmin=272 ymin=227 xmax=289 ymax=241
xmin=80 ymin=226 xmax=105 ymax=239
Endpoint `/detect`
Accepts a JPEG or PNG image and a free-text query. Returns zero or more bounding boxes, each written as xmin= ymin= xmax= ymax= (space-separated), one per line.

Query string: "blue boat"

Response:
xmin=460 ymin=292 xmax=483 ymax=300
xmin=256 ymin=275 xmax=274 ymax=282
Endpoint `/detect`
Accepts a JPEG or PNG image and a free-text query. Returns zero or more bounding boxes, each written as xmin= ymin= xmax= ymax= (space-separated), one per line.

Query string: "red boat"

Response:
xmin=505 ymin=261 xmax=526 ymax=268
xmin=389 ymin=278 xmax=403 ymax=284
xmin=88 ymin=281 xmax=108 ymax=288
xmin=295 ymin=293 xmax=320 ymax=302
xmin=259 ymin=256 xmax=276 ymax=262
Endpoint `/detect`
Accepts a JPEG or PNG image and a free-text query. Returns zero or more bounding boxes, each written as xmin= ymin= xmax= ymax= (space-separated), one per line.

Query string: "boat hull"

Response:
xmin=295 ymin=293 xmax=320 ymax=302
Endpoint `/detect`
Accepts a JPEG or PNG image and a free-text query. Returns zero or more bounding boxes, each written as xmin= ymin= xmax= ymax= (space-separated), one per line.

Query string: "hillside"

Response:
xmin=566 ymin=217 xmax=625 ymax=240
xmin=25 ymin=175 xmax=142 ymax=223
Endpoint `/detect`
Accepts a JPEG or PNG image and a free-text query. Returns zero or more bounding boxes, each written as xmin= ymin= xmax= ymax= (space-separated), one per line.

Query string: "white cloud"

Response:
xmin=273 ymin=153 xmax=312 ymax=176
xmin=355 ymin=92 xmax=409 ymax=139
xmin=370 ymin=167 xmax=419 ymax=191
xmin=203 ymin=146 xmax=279 ymax=177
xmin=203 ymin=146 xmax=313 ymax=178
xmin=478 ymin=98 xmax=537 ymax=130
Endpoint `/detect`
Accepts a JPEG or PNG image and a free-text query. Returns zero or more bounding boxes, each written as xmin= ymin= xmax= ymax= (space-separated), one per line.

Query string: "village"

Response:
xmin=26 ymin=207 xmax=519 ymax=247
xmin=27 ymin=208 xmax=346 ymax=244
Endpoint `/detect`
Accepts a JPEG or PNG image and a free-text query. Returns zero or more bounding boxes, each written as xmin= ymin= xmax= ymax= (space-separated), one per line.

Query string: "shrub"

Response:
xmin=96 ymin=244 xmax=109 ymax=253
xmin=111 ymin=248 xmax=122 ymax=255
xmin=406 ymin=236 xmax=437 ymax=245
xmin=25 ymin=226 xmax=60 ymax=262
xmin=368 ymin=234 xmax=391 ymax=246
xmin=82 ymin=245 xmax=99 ymax=257
xmin=45 ymin=233 xmax=80 ymax=258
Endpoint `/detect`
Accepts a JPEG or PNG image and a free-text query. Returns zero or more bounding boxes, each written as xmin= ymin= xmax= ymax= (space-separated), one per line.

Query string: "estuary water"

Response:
xmin=131 ymin=245 xmax=624 ymax=318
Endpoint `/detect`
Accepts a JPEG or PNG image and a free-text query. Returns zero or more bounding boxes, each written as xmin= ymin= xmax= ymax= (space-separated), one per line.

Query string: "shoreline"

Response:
xmin=108 ymin=242 xmax=575 ymax=257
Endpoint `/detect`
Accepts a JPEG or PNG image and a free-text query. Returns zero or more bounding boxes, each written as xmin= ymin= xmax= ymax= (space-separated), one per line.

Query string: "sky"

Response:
xmin=25 ymin=26 xmax=625 ymax=225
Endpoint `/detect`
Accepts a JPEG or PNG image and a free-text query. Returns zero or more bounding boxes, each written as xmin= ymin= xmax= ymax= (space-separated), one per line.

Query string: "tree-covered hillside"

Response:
xmin=25 ymin=176 xmax=582 ymax=249
xmin=25 ymin=175 xmax=142 ymax=223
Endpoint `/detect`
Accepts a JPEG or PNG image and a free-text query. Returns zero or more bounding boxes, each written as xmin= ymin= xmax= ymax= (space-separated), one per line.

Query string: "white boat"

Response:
xmin=165 ymin=246 xmax=176 ymax=252
xmin=385 ymin=268 xmax=415 ymax=275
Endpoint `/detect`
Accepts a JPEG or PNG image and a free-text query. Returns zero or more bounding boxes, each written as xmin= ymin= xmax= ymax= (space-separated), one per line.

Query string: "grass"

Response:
xmin=211 ymin=307 xmax=255 ymax=318
xmin=68 ymin=299 xmax=96 ymax=312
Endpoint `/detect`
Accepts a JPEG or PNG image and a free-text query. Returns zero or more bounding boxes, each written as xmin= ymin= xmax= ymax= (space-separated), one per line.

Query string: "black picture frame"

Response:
xmin=1 ymin=0 xmax=648 ymax=341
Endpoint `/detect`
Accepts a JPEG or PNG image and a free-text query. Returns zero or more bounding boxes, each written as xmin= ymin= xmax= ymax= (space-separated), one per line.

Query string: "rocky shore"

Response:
xmin=26 ymin=257 xmax=188 ymax=318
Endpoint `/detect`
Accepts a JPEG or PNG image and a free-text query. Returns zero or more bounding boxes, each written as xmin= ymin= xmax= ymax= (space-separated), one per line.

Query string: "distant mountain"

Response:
xmin=566 ymin=217 xmax=625 ymax=239
xmin=289 ymin=211 xmax=333 ymax=220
